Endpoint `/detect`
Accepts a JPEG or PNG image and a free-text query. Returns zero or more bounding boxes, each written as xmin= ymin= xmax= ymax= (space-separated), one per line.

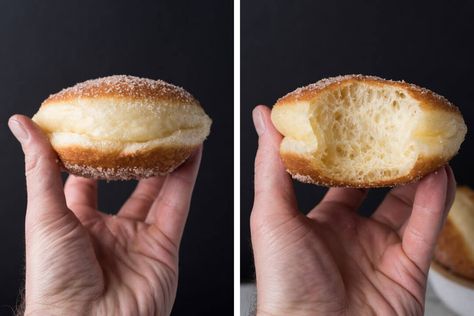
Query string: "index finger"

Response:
xmin=146 ymin=147 xmax=202 ymax=245
xmin=402 ymin=166 xmax=454 ymax=272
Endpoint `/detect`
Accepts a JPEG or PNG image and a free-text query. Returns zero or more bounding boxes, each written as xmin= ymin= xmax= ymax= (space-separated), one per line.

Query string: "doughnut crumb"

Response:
xmin=272 ymin=75 xmax=466 ymax=187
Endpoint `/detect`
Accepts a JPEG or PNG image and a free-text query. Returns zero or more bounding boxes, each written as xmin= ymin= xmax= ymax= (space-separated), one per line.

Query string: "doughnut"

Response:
xmin=435 ymin=186 xmax=474 ymax=280
xmin=32 ymin=75 xmax=211 ymax=180
xmin=271 ymin=75 xmax=467 ymax=187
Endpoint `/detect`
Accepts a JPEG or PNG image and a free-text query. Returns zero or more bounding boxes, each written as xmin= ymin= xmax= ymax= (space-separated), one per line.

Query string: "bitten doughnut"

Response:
xmin=271 ymin=75 xmax=467 ymax=187
xmin=32 ymin=75 xmax=212 ymax=180
xmin=434 ymin=186 xmax=474 ymax=280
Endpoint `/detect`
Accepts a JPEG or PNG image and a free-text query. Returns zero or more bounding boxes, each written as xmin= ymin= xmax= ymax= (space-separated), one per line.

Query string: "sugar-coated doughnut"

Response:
xmin=271 ymin=75 xmax=466 ymax=187
xmin=435 ymin=186 xmax=474 ymax=280
xmin=33 ymin=75 xmax=212 ymax=180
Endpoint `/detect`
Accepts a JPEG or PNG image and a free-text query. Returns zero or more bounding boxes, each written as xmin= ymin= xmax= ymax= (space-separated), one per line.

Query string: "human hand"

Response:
xmin=9 ymin=115 xmax=202 ymax=316
xmin=250 ymin=105 xmax=455 ymax=316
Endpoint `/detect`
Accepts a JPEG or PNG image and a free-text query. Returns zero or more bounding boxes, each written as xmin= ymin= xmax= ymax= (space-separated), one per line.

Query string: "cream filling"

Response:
xmin=33 ymin=98 xmax=212 ymax=153
xmin=48 ymin=128 xmax=208 ymax=154
xmin=33 ymin=98 xmax=211 ymax=143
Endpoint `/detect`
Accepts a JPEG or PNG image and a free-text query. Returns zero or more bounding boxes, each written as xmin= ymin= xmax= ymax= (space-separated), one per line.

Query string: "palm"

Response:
xmin=324 ymin=214 xmax=422 ymax=315
xmin=23 ymin=155 xmax=200 ymax=316
xmin=73 ymin=208 xmax=178 ymax=315
xmin=11 ymin=115 xmax=202 ymax=315
xmin=253 ymin=182 xmax=454 ymax=316
xmin=26 ymin=173 xmax=191 ymax=316
xmin=268 ymin=209 xmax=424 ymax=315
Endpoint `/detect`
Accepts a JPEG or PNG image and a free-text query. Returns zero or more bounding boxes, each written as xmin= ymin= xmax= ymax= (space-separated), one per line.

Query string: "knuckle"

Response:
xmin=170 ymin=173 xmax=194 ymax=187
xmin=157 ymin=194 xmax=185 ymax=212
xmin=407 ymin=227 xmax=430 ymax=247
xmin=254 ymin=186 xmax=273 ymax=204
xmin=414 ymin=202 xmax=442 ymax=217
xmin=132 ymin=192 xmax=155 ymax=204
xmin=24 ymin=151 xmax=57 ymax=179
xmin=250 ymin=210 xmax=262 ymax=230
xmin=250 ymin=204 xmax=269 ymax=233
xmin=254 ymin=153 xmax=267 ymax=174
xmin=24 ymin=153 xmax=41 ymax=176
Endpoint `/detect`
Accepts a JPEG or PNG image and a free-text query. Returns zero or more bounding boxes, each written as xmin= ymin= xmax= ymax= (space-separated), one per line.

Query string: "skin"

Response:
xmin=251 ymin=105 xmax=456 ymax=316
xmin=8 ymin=115 xmax=202 ymax=316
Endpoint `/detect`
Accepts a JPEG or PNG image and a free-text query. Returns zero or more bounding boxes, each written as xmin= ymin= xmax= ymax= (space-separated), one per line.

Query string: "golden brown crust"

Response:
xmin=281 ymin=151 xmax=449 ymax=188
xmin=430 ymin=261 xmax=474 ymax=289
xmin=55 ymin=145 xmax=198 ymax=180
xmin=275 ymin=74 xmax=460 ymax=114
xmin=42 ymin=75 xmax=199 ymax=106
xmin=457 ymin=186 xmax=474 ymax=200
xmin=434 ymin=218 xmax=474 ymax=281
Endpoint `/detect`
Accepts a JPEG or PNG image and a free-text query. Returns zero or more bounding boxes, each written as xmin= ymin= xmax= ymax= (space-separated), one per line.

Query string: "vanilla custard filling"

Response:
xmin=33 ymin=98 xmax=211 ymax=151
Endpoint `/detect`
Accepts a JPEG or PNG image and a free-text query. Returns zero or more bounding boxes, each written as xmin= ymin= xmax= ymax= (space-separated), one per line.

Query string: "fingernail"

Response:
xmin=8 ymin=119 xmax=29 ymax=142
xmin=252 ymin=108 xmax=266 ymax=136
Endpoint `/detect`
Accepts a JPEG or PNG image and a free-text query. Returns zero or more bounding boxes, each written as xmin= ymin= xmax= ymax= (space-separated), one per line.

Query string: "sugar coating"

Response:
xmin=278 ymin=74 xmax=455 ymax=109
xmin=290 ymin=165 xmax=432 ymax=188
xmin=63 ymin=157 xmax=188 ymax=180
xmin=44 ymin=75 xmax=199 ymax=105
xmin=291 ymin=173 xmax=314 ymax=184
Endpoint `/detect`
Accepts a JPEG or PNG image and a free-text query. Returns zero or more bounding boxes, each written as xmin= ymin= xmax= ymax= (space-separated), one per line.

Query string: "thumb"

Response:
xmin=9 ymin=115 xmax=68 ymax=220
xmin=252 ymin=105 xmax=297 ymax=215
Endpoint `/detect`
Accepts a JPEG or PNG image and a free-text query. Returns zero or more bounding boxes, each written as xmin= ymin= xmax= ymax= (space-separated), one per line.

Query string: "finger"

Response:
xmin=8 ymin=115 xmax=68 ymax=217
xmin=402 ymin=167 xmax=449 ymax=272
xmin=118 ymin=176 xmax=166 ymax=221
xmin=64 ymin=175 xmax=98 ymax=209
xmin=64 ymin=175 xmax=99 ymax=222
xmin=398 ymin=166 xmax=456 ymax=237
xmin=146 ymin=147 xmax=202 ymax=245
xmin=252 ymin=105 xmax=297 ymax=217
xmin=308 ymin=188 xmax=367 ymax=217
xmin=371 ymin=182 xmax=419 ymax=233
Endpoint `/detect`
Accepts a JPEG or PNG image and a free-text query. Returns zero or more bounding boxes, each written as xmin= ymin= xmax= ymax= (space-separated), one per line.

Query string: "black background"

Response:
xmin=241 ymin=0 xmax=474 ymax=281
xmin=0 ymin=1 xmax=233 ymax=315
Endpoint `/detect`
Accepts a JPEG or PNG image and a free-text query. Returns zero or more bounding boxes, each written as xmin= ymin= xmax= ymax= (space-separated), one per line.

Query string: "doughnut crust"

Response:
xmin=272 ymin=75 xmax=467 ymax=187
xmin=434 ymin=187 xmax=474 ymax=280
xmin=33 ymin=75 xmax=211 ymax=180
